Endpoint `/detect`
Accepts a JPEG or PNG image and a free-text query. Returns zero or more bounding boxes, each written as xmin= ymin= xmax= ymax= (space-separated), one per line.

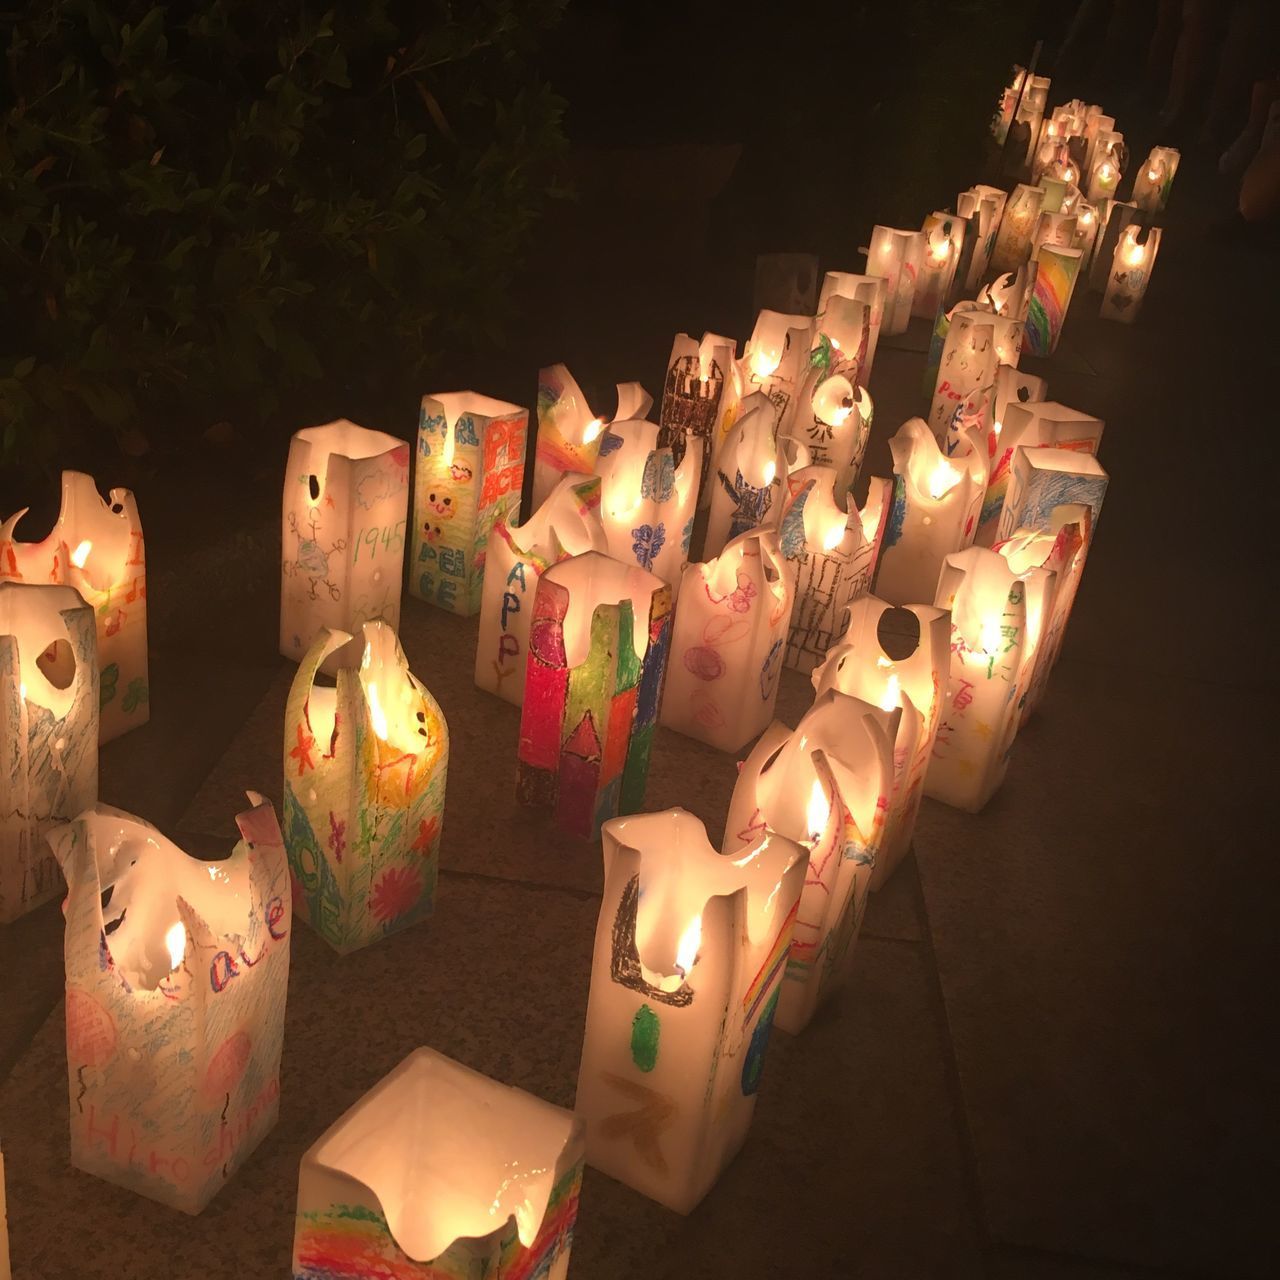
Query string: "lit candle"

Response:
xmin=49 ymin=794 xmax=291 ymax=1212
xmin=724 ymin=689 xmax=893 ymax=1032
xmin=1 ymin=471 xmax=147 ymax=743
xmin=284 ymin=620 xmax=447 ymax=953
xmin=1069 ymin=198 xmax=1100 ymax=265
xmin=977 ymin=260 xmax=1038 ymax=323
xmin=929 ymin=305 xmax=1024 ymax=440
xmin=1086 ymin=153 xmax=1120 ymax=202
xmin=1024 ymin=243 xmax=1084 ymax=356
xmin=293 ymin=1048 xmax=585 ymax=1280
xmin=1100 ymin=225 xmax=1162 ymax=324
xmin=981 ymin=363 xmax=1050 ymax=468
xmin=595 ymin=419 xmax=702 ymax=594
xmin=0 ymin=583 xmax=98 ymax=923
xmin=989 ymin=184 xmax=1046 ymax=276
xmin=658 ymin=331 xmax=736 ymax=497
xmin=705 ymin=394 xmax=786 ymax=562
xmin=959 ymin=185 xmax=1008 ymax=290
xmin=532 ymin=363 xmax=653 ymax=512
xmin=660 ymin=529 xmax=793 ymax=752
xmin=996 ymin=446 xmax=1108 ymax=546
xmin=975 ymin=400 xmax=1102 ymax=547
xmin=280 ymin=420 xmax=409 ymax=673
xmin=1030 ymin=210 xmax=1077 ymax=254
xmin=812 ymin=595 xmax=952 ymax=890
xmin=875 ymin=418 xmax=988 ymax=607
xmin=865 ymin=227 xmax=925 ymax=336
xmin=1132 ymin=146 xmax=1179 ymax=213
xmin=516 ymin=551 xmax=672 ymax=838
xmin=817 ymin=271 xmax=887 ymax=384
xmin=410 ymin=392 xmax=528 ymax=617
xmin=926 ymin=548 xmax=1031 ymax=812
xmin=1082 ymin=111 xmax=1115 ymax=175
xmin=576 ymin=808 xmax=807 ymax=1211
xmin=778 ymin=466 xmax=892 ymax=673
xmin=475 ymin=474 xmax=607 ymax=706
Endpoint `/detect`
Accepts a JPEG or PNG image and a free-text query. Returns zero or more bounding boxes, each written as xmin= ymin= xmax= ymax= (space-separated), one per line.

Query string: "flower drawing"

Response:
xmin=631 ymin=521 xmax=666 ymax=571
xmin=370 ymin=864 xmax=424 ymax=924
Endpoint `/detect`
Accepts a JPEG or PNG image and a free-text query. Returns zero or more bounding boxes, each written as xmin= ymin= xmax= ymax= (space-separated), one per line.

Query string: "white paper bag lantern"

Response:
xmin=1132 ymin=146 xmax=1180 ymax=214
xmin=976 ymin=400 xmax=1102 ymax=547
xmin=997 ymin=446 xmax=1108 ymax=545
xmin=293 ymin=1048 xmax=584 ymax=1280
xmin=991 ymin=66 xmax=1026 ymax=144
xmin=982 ymin=363 xmax=1050 ymax=462
xmin=1088 ymin=199 xmax=1138 ymax=292
xmin=595 ymin=420 xmax=702 ymax=592
xmin=741 ymin=309 xmax=814 ymax=433
xmin=658 ymin=332 xmax=736 ymax=496
xmin=960 ymin=185 xmax=1008 ymax=290
xmin=410 ymin=392 xmax=529 ymax=617
xmin=978 ymin=260 xmax=1039 ymax=324
xmin=1024 ymin=243 xmax=1084 ymax=356
xmin=280 ymin=420 xmax=409 ymax=672
xmin=817 ymin=271 xmax=887 ymax=384
xmin=1086 ymin=150 xmax=1122 ymax=202
xmin=914 ymin=212 xmax=966 ymax=319
xmin=704 ymin=394 xmax=786 ymax=562
xmin=876 ymin=419 xmax=988 ymax=608
xmin=778 ymin=466 xmax=892 ymax=673
xmin=928 ymin=305 xmax=1023 ymax=440
xmin=724 ymin=690 xmax=892 ymax=1033
xmin=866 ymin=227 xmax=925 ymax=336
xmin=576 ymin=808 xmax=806 ymax=1212
xmin=283 ymin=620 xmax=448 ymax=954
xmin=995 ymin=510 xmax=1089 ymax=723
xmin=0 ymin=583 xmax=98 ymax=923
xmin=926 ymin=548 xmax=1033 ymax=813
xmin=660 ymin=529 xmax=793 ymax=753
xmin=49 ymin=795 xmax=291 ymax=1213
xmin=989 ymin=185 xmax=1046 ymax=276
xmin=1100 ymin=225 xmax=1161 ymax=324
xmin=475 ymin=474 xmax=607 ymax=706
xmin=532 ymin=364 xmax=653 ymax=512
xmin=1 ymin=471 xmax=147 ymax=743
xmin=812 ymin=596 xmax=952 ymax=889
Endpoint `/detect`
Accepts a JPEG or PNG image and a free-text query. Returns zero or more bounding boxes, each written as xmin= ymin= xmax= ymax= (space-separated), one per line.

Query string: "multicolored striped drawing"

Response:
xmin=517 ymin=552 xmax=671 ymax=838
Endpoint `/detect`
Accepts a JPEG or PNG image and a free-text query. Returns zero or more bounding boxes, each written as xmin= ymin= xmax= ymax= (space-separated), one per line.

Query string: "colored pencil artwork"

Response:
xmin=280 ymin=420 xmax=410 ymax=674
xmin=0 ymin=583 xmax=98 ymax=923
xmin=283 ymin=621 xmax=447 ymax=955
xmin=293 ymin=1048 xmax=584 ymax=1280
xmin=576 ymin=809 xmax=807 ymax=1213
xmin=1 ymin=471 xmax=147 ymax=743
xmin=704 ymin=393 xmax=784 ymax=562
xmin=723 ymin=690 xmax=893 ymax=1034
xmin=997 ymin=447 xmax=1108 ymax=544
xmin=516 ymin=552 xmax=672 ymax=839
xmin=1024 ymin=244 xmax=1083 ymax=356
xmin=475 ymin=474 xmax=607 ymax=707
xmin=48 ymin=796 xmax=291 ymax=1214
xmin=410 ymin=392 xmax=528 ymax=618
xmin=778 ymin=467 xmax=893 ymax=674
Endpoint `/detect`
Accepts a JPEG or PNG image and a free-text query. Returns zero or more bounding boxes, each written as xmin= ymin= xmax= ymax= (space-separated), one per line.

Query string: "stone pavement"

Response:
xmin=1 ymin=136 xmax=1275 ymax=1280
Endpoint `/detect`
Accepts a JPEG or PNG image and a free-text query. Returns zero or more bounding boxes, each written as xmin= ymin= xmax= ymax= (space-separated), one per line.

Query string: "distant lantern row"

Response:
xmin=0 ymin=64 xmax=1145 ymax=1279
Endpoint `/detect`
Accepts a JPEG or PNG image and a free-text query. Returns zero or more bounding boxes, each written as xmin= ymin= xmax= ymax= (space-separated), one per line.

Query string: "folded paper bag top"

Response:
xmin=294 ymin=1048 xmax=584 ymax=1269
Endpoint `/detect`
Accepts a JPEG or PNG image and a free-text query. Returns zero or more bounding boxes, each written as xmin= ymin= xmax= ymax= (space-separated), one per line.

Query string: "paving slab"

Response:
xmin=0 ymin=874 xmax=976 ymax=1280
xmin=913 ymin=661 xmax=1274 ymax=1277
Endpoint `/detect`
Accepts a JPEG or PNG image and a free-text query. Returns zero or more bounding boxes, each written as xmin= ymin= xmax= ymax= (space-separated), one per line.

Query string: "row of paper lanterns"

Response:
xmin=0 ymin=68 xmax=1164 ymax=1278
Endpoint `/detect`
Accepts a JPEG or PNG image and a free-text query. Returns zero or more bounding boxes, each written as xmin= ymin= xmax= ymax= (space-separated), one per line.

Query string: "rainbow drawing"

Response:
xmin=1023 ymin=245 xmax=1082 ymax=357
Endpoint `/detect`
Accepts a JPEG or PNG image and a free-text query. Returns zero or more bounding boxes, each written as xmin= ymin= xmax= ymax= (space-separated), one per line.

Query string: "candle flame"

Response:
xmin=927 ymin=458 xmax=961 ymax=500
xmin=751 ymin=349 xmax=780 ymax=379
xmin=880 ymin=671 xmax=901 ymax=713
xmin=831 ymin=405 xmax=853 ymax=426
xmin=929 ymin=239 xmax=951 ymax=262
xmin=367 ymin=681 xmax=389 ymax=741
xmin=980 ymin=617 xmax=1001 ymax=656
xmin=762 ymin=459 xmax=776 ymax=485
xmin=675 ymin=914 xmax=702 ymax=979
xmin=993 ymin=419 xmax=1003 ymax=437
xmin=582 ymin=417 xmax=603 ymax=446
xmin=1147 ymin=168 xmax=1158 ymax=182
xmin=821 ymin=519 xmax=845 ymax=553
xmin=165 ymin=921 xmax=185 ymax=971
xmin=19 ymin=681 xmax=27 ymax=701
xmin=442 ymin=425 xmax=456 ymax=468
xmin=1123 ymin=238 xmax=1146 ymax=267
xmin=806 ymin=777 xmax=830 ymax=843
xmin=829 ymin=336 xmax=842 ymax=351
xmin=70 ymin=539 xmax=92 ymax=568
